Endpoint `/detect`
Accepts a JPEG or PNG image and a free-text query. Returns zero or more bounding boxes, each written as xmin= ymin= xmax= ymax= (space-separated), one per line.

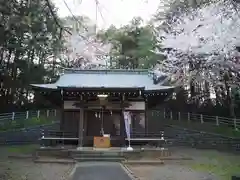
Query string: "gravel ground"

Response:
xmin=129 ymin=164 xmax=218 ymax=180
xmin=0 ymin=159 xmax=73 ymax=180
xmin=0 ymin=145 xmax=74 ymax=180
xmin=128 ymin=147 xmax=240 ymax=180
xmin=0 ymin=146 xmax=238 ymax=180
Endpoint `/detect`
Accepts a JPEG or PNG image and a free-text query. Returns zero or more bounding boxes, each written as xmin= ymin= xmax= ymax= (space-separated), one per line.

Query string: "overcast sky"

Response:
xmin=52 ymin=0 xmax=160 ymax=29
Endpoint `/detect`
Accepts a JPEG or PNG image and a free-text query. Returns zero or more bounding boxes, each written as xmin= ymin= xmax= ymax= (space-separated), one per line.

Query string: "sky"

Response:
xmin=52 ymin=0 xmax=160 ymax=29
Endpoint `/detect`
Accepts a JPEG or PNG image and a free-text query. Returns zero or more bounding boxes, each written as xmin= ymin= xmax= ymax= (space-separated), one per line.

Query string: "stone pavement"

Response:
xmin=71 ymin=162 xmax=133 ymax=180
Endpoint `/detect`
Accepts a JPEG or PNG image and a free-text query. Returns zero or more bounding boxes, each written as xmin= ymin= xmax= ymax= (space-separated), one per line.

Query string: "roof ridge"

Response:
xmin=64 ymin=68 xmax=150 ymax=74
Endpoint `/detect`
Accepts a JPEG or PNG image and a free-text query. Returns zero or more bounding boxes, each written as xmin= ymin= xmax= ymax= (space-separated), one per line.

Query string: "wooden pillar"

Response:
xmin=78 ymin=95 xmax=84 ymax=148
xmin=60 ymin=89 xmax=65 ymax=132
xmin=145 ymin=98 xmax=148 ymax=136
xmin=120 ymin=94 xmax=126 ymax=147
xmin=83 ymin=110 xmax=87 ymax=136
xmin=60 ymin=109 xmax=65 ymax=132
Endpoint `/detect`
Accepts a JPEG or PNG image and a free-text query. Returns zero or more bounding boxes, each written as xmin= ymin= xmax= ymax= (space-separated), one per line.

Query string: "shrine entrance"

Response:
xmin=85 ymin=110 xmax=122 ymax=146
xmin=85 ymin=110 xmax=121 ymax=136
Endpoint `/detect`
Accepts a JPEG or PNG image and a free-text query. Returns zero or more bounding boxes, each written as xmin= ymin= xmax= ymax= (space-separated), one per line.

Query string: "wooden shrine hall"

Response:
xmin=31 ymin=69 xmax=174 ymax=148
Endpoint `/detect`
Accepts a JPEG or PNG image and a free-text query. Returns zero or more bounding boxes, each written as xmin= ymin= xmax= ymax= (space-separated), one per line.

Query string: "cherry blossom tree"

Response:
xmin=154 ymin=0 xmax=240 ymax=85
xmin=61 ymin=16 xmax=112 ymax=69
xmin=64 ymin=32 xmax=112 ymax=69
xmin=154 ymin=0 xmax=240 ymax=118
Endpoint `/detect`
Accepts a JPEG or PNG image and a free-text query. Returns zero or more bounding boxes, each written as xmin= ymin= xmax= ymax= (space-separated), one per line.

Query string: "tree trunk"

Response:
xmin=224 ymin=80 xmax=235 ymax=118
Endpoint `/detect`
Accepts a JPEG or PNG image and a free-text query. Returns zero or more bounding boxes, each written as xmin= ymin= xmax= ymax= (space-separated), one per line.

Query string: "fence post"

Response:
xmin=54 ymin=109 xmax=57 ymax=117
xmin=170 ymin=111 xmax=173 ymax=120
xmin=26 ymin=111 xmax=29 ymax=119
xmin=11 ymin=112 xmax=15 ymax=121
xmin=163 ymin=109 xmax=166 ymax=119
xmin=178 ymin=112 xmax=181 ymax=121
xmin=37 ymin=110 xmax=40 ymax=118
xmin=160 ymin=131 xmax=164 ymax=140
xmin=188 ymin=112 xmax=190 ymax=122
xmin=233 ymin=118 xmax=237 ymax=130
xmin=216 ymin=116 xmax=219 ymax=126
xmin=46 ymin=110 xmax=49 ymax=117
xmin=200 ymin=114 xmax=203 ymax=124
xmin=41 ymin=130 xmax=45 ymax=147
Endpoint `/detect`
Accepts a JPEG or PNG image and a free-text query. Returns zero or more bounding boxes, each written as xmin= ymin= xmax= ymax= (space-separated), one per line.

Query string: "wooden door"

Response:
xmin=63 ymin=111 xmax=79 ymax=137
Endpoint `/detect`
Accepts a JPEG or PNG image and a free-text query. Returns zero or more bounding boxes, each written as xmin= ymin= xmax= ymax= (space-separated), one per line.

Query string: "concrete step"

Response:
xmin=74 ymin=157 xmax=125 ymax=162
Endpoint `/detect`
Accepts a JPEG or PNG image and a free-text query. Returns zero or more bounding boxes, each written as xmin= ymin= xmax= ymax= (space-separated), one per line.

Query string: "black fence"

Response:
xmin=146 ymin=110 xmax=240 ymax=153
xmin=0 ymin=122 xmax=59 ymax=145
xmin=0 ymin=109 xmax=239 ymax=154
xmin=164 ymin=125 xmax=240 ymax=153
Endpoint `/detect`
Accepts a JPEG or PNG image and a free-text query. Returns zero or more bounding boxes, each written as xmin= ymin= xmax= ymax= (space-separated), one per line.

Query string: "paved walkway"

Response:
xmin=71 ymin=162 xmax=132 ymax=180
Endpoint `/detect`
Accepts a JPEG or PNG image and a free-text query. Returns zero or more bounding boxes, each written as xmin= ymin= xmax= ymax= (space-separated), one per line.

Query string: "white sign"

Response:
xmin=123 ymin=111 xmax=131 ymax=141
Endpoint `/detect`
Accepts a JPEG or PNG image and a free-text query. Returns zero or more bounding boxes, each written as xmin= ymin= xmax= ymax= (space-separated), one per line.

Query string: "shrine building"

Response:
xmin=31 ymin=69 xmax=174 ymax=147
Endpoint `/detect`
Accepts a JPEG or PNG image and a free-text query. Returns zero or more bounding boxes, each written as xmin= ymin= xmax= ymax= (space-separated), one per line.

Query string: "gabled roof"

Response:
xmin=31 ymin=69 xmax=174 ymax=91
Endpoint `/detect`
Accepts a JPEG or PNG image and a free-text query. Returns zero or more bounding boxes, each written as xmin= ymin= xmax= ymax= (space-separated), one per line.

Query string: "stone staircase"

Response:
xmin=70 ymin=149 xmax=126 ymax=162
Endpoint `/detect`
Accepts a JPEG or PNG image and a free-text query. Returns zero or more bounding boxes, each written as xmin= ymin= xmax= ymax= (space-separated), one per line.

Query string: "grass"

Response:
xmin=0 ymin=117 xmax=53 ymax=132
xmin=5 ymin=144 xmax=38 ymax=154
xmin=189 ymin=151 xmax=240 ymax=180
xmin=164 ymin=119 xmax=240 ymax=138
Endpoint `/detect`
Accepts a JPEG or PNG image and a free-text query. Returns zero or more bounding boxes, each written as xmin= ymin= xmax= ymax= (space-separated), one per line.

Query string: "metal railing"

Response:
xmin=0 ymin=109 xmax=58 ymax=131
xmin=152 ymin=110 xmax=240 ymax=130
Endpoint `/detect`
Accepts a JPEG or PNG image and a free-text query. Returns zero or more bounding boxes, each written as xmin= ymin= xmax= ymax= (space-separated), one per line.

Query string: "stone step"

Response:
xmin=71 ymin=154 xmax=124 ymax=159
xmin=74 ymin=157 xmax=125 ymax=162
xmin=72 ymin=151 xmax=122 ymax=155
xmin=70 ymin=151 xmax=124 ymax=158
xmin=72 ymin=154 xmax=123 ymax=157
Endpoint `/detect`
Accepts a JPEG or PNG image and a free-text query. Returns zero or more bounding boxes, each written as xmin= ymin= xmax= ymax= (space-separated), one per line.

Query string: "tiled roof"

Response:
xmin=31 ymin=69 xmax=174 ymax=91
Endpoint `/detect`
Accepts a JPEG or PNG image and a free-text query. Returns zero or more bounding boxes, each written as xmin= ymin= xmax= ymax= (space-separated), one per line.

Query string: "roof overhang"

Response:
xmin=56 ymin=86 xmax=145 ymax=90
xmin=31 ymin=83 xmax=175 ymax=93
xmin=30 ymin=84 xmax=57 ymax=90
xmin=145 ymin=86 xmax=175 ymax=92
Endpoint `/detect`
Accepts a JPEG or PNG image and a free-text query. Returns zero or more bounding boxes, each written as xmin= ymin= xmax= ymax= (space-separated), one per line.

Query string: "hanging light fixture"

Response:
xmin=97 ymin=94 xmax=108 ymax=98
